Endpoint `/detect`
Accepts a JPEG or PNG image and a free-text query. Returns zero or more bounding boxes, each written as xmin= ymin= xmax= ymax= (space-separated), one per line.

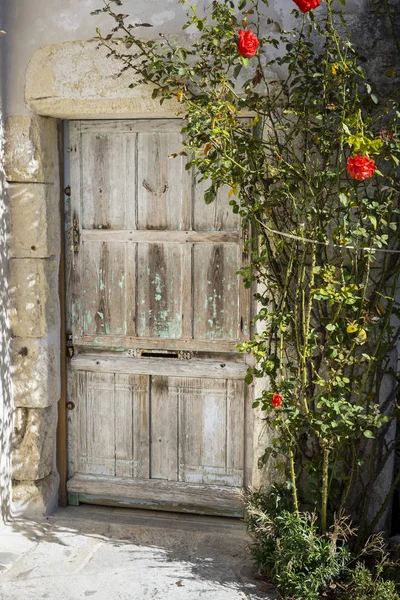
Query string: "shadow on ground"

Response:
xmin=0 ymin=505 xmax=278 ymax=600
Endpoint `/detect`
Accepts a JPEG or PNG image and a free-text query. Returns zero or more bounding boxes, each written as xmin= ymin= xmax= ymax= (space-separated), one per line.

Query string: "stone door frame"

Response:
xmin=7 ymin=39 xmax=266 ymax=516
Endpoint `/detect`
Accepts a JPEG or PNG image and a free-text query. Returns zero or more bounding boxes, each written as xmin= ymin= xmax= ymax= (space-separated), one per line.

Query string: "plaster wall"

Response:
xmin=1 ymin=0 xmax=399 ymax=517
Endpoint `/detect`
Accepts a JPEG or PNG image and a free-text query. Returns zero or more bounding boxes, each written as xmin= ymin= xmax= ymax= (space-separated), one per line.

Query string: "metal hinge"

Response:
xmin=66 ymin=333 xmax=75 ymax=358
xmin=72 ymin=217 xmax=80 ymax=253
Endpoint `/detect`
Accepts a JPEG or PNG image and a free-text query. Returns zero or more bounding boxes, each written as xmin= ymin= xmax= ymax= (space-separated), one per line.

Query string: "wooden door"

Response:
xmin=65 ymin=119 xmax=253 ymax=516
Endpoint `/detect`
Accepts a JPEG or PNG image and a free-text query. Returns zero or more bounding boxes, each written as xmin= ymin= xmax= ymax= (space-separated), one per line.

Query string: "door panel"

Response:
xmin=81 ymin=131 xmax=137 ymax=229
xmin=137 ymin=131 xmax=190 ymax=230
xmin=137 ymin=243 xmax=183 ymax=338
xmin=193 ymin=243 xmax=240 ymax=340
xmin=193 ymin=181 xmax=240 ymax=232
xmin=66 ymin=119 xmax=253 ymax=515
xmin=81 ymin=241 xmax=128 ymax=336
xmin=176 ymin=377 xmax=244 ymax=486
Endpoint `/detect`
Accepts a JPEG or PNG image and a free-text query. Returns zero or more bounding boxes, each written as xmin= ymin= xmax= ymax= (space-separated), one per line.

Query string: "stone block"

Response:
xmin=9 ymin=257 xmax=59 ymax=338
xmin=8 ymin=183 xmax=60 ymax=258
xmin=12 ymin=472 xmax=59 ymax=517
xmin=12 ymin=405 xmax=57 ymax=482
xmin=11 ymin=333 xmax=60 ymax=408
xmin=5 ymin=115 xmax=59 ymax=184
xmin=25 ymin=41 xmax=181 ymax=119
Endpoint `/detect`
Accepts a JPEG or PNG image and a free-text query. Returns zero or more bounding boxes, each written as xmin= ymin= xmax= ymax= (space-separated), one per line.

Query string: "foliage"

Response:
xmin=341 ymin=563 xmax=399 ymax=600
xmin=93 ymin=0 xmax=400 ymax=542
xmin=243 ymin=487 xmax=400 ymax=600
xmin=243 ymin=487 xmax=352 ymax=600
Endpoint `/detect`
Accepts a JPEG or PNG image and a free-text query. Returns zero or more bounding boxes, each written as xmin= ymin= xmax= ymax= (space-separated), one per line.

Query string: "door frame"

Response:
xmin=15 ymin=39 xmax=266 ymax=517
xmin=57 ymin=121 xmax=68 ymax=506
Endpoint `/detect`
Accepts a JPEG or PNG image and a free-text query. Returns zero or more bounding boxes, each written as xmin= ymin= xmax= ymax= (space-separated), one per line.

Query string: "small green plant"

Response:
xmin=243 ymin=487 xmax=400 ymax=600
xmin=341 ymin=564 xmax=399 ymax=600
xmin=243 ymin=487 xmax=352 ymax=600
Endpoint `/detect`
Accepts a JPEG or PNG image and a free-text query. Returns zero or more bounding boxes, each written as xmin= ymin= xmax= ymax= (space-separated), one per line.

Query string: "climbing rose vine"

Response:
xmin=95 ymin=0 xmax=400 ymax=547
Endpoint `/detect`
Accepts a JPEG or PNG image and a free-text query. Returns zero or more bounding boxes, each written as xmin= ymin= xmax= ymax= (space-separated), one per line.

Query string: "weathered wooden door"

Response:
xmin=65 ymin=119 xmax=253 ymax=516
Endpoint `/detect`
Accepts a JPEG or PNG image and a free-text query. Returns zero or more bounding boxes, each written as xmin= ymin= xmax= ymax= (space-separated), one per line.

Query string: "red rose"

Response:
xmin=272 ymin=393 xmax=283 ymax=408
xmin=292 ymin=0 xmax=321 ymax=13
xmin=237 ymin=29 xmax=259 ymax=58
xmin=346 ymin=154 xmax=377 ymax=181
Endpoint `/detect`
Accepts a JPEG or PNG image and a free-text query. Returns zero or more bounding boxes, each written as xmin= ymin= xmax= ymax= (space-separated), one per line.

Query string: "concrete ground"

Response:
xmin=0 ymin=505 xmax=278 ymax=600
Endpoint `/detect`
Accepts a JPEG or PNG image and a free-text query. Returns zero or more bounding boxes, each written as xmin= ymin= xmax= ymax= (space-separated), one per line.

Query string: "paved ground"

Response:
xmin=0 ymin=505 xmax=278 ymax=600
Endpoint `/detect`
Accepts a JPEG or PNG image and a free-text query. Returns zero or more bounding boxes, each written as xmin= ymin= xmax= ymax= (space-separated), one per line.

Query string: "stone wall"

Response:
xmin=5 ymin=115 xmax=61 ymax=515
xmin=0 ymin=5 xmax=12 ymax=525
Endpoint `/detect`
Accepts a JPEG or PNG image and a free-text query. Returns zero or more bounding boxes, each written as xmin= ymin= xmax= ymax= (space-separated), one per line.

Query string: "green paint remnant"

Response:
xmin=105 ymin=325 xmax=111 ymax=334
xmin=86 ymin=312 xmax=93 ymax=325
xmin=96 ymin=311 xmax=104 ymax=319
xmin=115 ymin=347 xmax=127 ymax=352
xmin=99 ymin=280 xmax=105 ymax=291
xmin=151 ymin=272 xmax=163 ymax=298
xmin=118 ymin=275 xmax=125 ymax=289
xmin=155 ymin=294 xmax=162 ymax=301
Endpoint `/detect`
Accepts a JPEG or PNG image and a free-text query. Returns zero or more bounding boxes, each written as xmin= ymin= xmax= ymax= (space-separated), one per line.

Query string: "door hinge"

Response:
xmin=66 ymin=333 xmax=75 ymax=358
xmin=73 ymin=217 xmax=80 ymax=253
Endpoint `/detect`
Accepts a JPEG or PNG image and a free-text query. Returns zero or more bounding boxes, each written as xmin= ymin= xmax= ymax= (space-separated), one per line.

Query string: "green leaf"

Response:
xmin=245 ymin=372 xmax=253 ymax=384
xmin=363 ymin=430 xmax=375 ymax=439
xmin=337 ymin=0 xmax=346 ymax=4
xmin=369 ymin=215 xmax=377 ymax=229
xmin=238 ymin=0 xmax=247 ymax=9
xmin=233 ymin=64 xmax=242 ymax=79
xmin=326 ymin=323 xmax=336 ymax=331
xmin=370 ymin=93 xmax=378 ymax=104
xmin=342 ymin=123 xmax=351 ymax=135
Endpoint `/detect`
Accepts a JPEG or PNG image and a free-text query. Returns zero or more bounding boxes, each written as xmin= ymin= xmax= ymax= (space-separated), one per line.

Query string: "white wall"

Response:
xmin=3 ymin=0 xmax=365 ymax=117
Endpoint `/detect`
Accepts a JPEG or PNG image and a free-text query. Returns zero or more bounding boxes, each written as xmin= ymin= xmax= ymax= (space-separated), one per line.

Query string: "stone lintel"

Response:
xmin=25 ymin=40 xmax=181 ymax=120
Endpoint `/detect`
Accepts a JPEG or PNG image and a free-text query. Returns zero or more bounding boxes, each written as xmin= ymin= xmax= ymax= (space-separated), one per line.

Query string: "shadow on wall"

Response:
xmin=0 ymin=97 xmax=12 ymax=524
xmin=351 ymin=0 xmax=400 ymax=93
